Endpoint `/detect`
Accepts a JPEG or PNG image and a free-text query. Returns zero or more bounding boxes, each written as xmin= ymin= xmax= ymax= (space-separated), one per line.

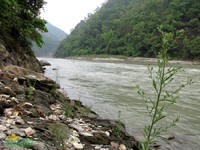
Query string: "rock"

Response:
xmin=79 ymin=132 xmax=93 ymax=137
xmin=48 ymin=114 xmax=59 ymax=121
xmin=39 ymin=60 xmax=51 ymax=66
xmin=2 ymin=65 xmax=60 ymax=92
xmin=4 ymin=108 xmax=13 ymax=117
xmin=111 ymin=142 xmax=119 ymax=148
xmin=24 ymin=127 xmax=35 ymax=137
xmin=0 ymin=133 xmax=7 ymax=140
xmin=0 ymin=85 xmax=16 ymax=97
xmin=15 ymin=117 xmax=25 ymax=125
xmin=32 ymin=141 xmax=48 ymax=150
xmin=119 ymin=144 xmax=127 ymax=150
xmin=0 ymin=125 xmax=7 ymax=132
xmin=72 ymin=142 xmax=84 ymax=149
xmin=10 ymin=128 xmax=26 ymax=137
xmin=69 ymin=124 xmax=85 ymax=132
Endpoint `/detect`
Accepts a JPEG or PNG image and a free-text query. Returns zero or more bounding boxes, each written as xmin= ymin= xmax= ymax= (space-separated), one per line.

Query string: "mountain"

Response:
xmin=32 ymin=22 xmax=67 ymax=57
xmin=54 ymin=0 xmax=200 ymax=60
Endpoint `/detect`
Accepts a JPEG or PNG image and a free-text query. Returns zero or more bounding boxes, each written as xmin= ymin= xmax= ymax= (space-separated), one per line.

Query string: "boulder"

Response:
xmin=2 ymin=65 xmax=60 ymax=92
xmin=39 ymin=60 xmax=51 ymax=66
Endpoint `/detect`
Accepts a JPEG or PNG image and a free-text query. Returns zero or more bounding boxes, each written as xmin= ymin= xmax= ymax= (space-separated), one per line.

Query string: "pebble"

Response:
xmin=0 ymin=133 xmax=6 ymax=140
xmin=10 ymin=128 xmax=26 ymax=137
xmin=79 ymin=131 xmax=93 ymax=137
xmin=119 ymin=144 xmax=127 ymax=150
xmin=72 ymin=142 xmax=84 ymax=149
xmin=0 ymin=125 xmax=7 ymax=132
xmin=24 ymin=127 xmax=35 ymax=137
xmin=69 ymin=124 xmax=85 ymax=132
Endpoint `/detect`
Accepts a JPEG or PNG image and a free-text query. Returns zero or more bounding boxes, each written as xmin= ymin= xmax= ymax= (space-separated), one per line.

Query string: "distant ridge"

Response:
xmin=32 ymin=22 xmax=67 ymax=57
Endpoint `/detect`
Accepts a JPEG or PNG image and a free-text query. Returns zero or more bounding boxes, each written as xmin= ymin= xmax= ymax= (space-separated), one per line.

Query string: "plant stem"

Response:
xmin=146 ymin=54 xmax=166 ymax=149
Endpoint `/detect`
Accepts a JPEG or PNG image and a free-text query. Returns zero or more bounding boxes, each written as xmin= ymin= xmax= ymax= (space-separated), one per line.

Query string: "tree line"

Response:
xmin=54 ymin=0 xmax=200 ymax=60
xmin=0 ymin=0 xmax=47 ymax=47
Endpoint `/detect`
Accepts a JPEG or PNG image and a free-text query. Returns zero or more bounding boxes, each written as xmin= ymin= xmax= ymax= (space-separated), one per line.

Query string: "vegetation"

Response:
xmin=0 ymin=0 xmax=47 ymax=47
xmin=49 ymin=122 xmax=70 ymax=149
xmin=32 ymin=22 xmax=67 ymax=57
xmin=55 ymin=0 xmax=200 ymax=60
xmin=137 ymin=29 xmax=192 ymax=150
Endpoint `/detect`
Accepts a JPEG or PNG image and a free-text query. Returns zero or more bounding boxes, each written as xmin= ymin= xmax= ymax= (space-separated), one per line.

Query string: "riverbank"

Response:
xmin=0 ymin=64 xmax=138 ymax=150
xmin=68 ymin=56 xmax=200 ymax=66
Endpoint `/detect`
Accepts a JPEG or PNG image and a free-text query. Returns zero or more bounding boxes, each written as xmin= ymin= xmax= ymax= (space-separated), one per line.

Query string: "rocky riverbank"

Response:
xmin=0 ymin=64 xmax=138 ymax=150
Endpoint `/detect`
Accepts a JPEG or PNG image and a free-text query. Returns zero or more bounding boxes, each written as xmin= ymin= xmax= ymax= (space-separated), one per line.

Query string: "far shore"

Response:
xmin=66 ymin=56 xmax=200 ymax=66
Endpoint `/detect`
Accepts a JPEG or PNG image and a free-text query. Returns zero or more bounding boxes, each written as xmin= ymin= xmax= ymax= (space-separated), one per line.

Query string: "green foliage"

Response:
xmin=0 ymin=0 xmax=47 ymax=47
xmin=137 ymin=29 xmax=192 ymax=150
xmin=55 ymin=0 xmax=200 ymax=60
xmin=49 ymin=122 xmax=70 ymax=149
xmin=113 ymin=111 xmax=123 ymax=138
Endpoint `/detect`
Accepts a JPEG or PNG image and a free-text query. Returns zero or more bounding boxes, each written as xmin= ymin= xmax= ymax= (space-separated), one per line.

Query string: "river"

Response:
xmin=41 ymin=58 xmax=200 ymax=150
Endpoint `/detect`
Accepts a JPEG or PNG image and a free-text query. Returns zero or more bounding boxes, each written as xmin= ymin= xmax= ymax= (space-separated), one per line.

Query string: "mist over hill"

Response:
xmin=32 ymin=22 xmax=67 ymax=57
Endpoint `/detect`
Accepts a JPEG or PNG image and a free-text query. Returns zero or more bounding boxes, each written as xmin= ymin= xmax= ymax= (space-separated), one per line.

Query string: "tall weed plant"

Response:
xmin=138 ymin=28 xmax=192 ymax=150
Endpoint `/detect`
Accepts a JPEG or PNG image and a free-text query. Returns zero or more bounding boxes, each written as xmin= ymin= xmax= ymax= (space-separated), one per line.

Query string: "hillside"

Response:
xmin=54 ymin=0 xmax=200 ymax=60
xmin=32 ymin=22 xmax=67 ymax=57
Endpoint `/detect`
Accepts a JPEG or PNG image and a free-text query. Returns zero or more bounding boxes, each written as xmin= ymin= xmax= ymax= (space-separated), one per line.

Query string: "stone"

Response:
xmin=10 ymin=128 xmax=26 ymax=137
xmin=39 ymin=60 xmax=51 ymax=66
xmin=0 ymin=133 xmax=7 ymax=140
xmin=48 ymin=114 xmax=59 ymax=121
xmin=32 ymin=141 xmax=48 ymax=150
xmin=111 ymin=142 xmax=119 ymax=148
xmin=24 ymin=127 xmax=35 ymax=137
xmin=4 ymin=108 xmax=13 ymax=117
xmin=15 ymin=117 xmax=25 ymax=125
xmin=69 ymin=124 xmax=85 ymax=132
xmin=119 ymin=144 xmax=127 ymax=150
xmin=0 ymin=125 xmax=7 ymax=132
xmin=0 ymin=85 xmax=16 ymax=97
xmin=79 ymin=132 xmax=93 ymax=137
xmin=72 ymin=142 xmax=84 ymax=149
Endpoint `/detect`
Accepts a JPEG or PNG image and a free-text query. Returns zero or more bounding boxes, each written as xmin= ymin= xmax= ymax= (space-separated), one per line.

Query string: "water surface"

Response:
xmin=41 ymin=58 xmax=200 ymax=150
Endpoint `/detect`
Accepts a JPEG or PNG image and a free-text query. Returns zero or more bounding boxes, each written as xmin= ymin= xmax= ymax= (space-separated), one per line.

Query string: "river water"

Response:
xmin=41 ymin=58 xmax=200 ymax=150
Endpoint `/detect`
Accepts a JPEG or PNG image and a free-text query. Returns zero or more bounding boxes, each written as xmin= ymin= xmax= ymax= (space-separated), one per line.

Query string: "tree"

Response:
xmin=0 ymin=0 xmax=47 ymax=47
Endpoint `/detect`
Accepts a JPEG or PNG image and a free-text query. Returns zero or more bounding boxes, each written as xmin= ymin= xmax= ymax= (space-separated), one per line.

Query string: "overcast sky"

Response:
xmin=41 ymin=0 xmax=106 ymax=34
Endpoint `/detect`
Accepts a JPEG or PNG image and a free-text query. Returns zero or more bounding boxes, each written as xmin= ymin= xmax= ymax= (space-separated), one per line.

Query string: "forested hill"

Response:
xmin=54 ymin=0 xmax=200 ymax=60
xmin=32 ymin=22 xmax=67 ymax=57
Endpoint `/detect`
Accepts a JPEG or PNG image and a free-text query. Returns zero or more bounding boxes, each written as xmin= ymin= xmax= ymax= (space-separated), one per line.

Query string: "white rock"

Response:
xmin=4 ymin=108 xmax=13 ymax=117
xmin=105 ymin=131 xmax=110 ymax=137
xmin=15 ymin=118 xmax=25 ymax=125
xmin=24 ymin=127 xmax=35 ymax=137
xmin=10 ymin=128 xmax=26 ymax=137
xmin=68 ymin=124 xmax=84 ymax=132
xmin=0 ymin=133 xmax=6 ymax=140
xmin=79 ymin=132 xmax=93 ymax=137
xmin=0 ymin=125 xmax=7 ymax=132
xmin=72 ymin=142 xmax=84 ymax=149
xmin=119 ymin=144 xmax=127 ymax=150
xmin=48 ymin=114 xmax=59 ymax=121
xmin=6 ymin=119 xmax=15 ymax=125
